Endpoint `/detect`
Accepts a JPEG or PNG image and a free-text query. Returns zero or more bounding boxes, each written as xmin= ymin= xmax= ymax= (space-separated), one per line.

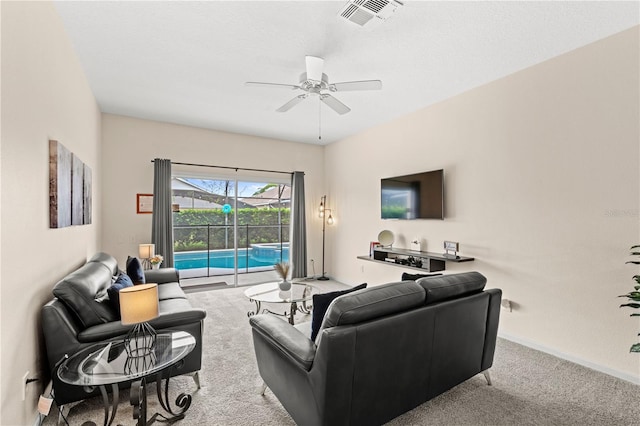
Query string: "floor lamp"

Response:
xmin=318 ymin=195 xmax=334 ymax=281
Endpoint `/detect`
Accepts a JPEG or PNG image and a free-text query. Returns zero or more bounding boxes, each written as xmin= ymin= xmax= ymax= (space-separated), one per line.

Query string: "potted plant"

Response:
xmin=274 ymin=262 xmax=291 ymax=291
xmin=150 ymin=255 xmax=164 ymax=270
xmin=620 ymin=245 xmax=640 ymax=352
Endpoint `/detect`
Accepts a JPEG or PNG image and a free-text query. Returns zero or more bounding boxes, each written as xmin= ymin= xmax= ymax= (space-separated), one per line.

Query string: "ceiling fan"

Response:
xmin=245 ymin=56 xmax=382 ymax=115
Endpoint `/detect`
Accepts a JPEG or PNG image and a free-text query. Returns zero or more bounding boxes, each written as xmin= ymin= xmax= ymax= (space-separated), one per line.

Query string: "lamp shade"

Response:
xmin=138 ymin=243 xmax=155 ymax=259
xmin=119 ymin=283 xmax=159 ymax=325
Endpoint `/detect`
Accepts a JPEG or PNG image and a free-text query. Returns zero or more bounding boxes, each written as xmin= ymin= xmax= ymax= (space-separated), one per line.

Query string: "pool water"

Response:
xmin=174 ymin=247 xmax=289 ymax=270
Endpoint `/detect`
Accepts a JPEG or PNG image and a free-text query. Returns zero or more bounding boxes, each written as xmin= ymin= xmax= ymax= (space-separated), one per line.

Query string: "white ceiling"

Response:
xmin=53 ymin=1 xmax=639 ymax=145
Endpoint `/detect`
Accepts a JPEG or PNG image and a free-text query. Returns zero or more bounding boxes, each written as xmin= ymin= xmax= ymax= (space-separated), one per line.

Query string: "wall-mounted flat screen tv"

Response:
xmin=381 ymin=169 xmax=444 ymax=219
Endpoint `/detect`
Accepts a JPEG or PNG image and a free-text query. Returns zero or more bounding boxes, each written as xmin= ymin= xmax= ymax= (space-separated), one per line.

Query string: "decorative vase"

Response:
xmin=152 ymin=263 xmax=160 ymax=270
xmin=278 ymin=280 xmax=291 ymax=291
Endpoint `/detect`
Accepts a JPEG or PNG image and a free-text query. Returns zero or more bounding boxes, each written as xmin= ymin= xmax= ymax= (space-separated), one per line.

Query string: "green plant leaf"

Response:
xmin=626 ymin=261 xmax=640 ymax=265
xmin=620 ymin=303 xmax=640 ymax=308
xmin=631 ymin=313 xmax=640 ymax=317
xmin=618 ymin=293 xmax=640 ymax=300
xmin=631 ymin=245 xmax=640 ymax=249
xmin=631 ymin=252 xmax=640 ymax=256
xmin=630 ymin=343 xmax=640 ymax=353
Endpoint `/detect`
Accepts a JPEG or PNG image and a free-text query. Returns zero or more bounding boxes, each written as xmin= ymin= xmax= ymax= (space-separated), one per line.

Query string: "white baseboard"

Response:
xmin=498 ymin=331 xmax=640 ymax=385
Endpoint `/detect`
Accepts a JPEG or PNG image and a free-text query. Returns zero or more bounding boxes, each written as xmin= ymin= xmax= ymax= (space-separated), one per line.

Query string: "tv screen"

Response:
xmin=381 ymin=169 xmax=444 ymax=219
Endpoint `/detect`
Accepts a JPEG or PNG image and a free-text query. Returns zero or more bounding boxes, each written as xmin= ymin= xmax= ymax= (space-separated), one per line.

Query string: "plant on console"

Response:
xmin=619 ymin=245 xmax=640 ymax=353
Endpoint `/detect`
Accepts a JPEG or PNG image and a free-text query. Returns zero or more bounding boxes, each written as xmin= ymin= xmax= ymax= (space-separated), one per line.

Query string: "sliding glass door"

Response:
xmin=171 ymin=175 xmax=290 ymax=286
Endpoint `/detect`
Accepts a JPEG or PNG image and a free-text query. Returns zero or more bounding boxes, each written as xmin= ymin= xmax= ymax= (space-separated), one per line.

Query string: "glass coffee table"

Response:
xmin=245 ymin=282 xmax=317 ymax=325
xmin=58 ymin=331 xmax=196 ymax=426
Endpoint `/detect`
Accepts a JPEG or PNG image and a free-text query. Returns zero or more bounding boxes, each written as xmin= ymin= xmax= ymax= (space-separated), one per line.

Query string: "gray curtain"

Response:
xmin=290 ymin=171 xmax=307 ymax=278
xmin=152 ymin=159 xmax=174 ymax=268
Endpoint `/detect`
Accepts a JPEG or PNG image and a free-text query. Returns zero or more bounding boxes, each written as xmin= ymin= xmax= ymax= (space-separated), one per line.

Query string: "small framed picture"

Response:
xmin=137 ymin=193 xmax=153 ymax=214
xmin=370 ymin=241 xmax=381 ymax=257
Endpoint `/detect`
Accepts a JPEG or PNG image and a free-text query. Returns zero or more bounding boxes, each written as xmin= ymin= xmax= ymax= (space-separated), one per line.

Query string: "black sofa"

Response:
xmin=250 ymin=271 xmax=501 ymax=426
xmin=41 ymin=252 xmax=206 ymax=406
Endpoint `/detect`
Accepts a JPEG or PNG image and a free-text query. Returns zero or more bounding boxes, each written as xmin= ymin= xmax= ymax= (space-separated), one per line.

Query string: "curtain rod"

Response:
xmin=151 ymin=160 xmax=297 ymax=176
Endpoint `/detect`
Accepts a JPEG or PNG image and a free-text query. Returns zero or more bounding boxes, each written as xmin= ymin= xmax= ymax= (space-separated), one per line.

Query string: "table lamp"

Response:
xmin=119 ymin=283 xmax=159 ymax=358
xmin=138 ymin=243 xmax=155 ymax=270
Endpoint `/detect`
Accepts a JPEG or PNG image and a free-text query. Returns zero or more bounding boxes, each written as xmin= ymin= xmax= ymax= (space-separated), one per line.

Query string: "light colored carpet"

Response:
xmin=44 ymin=281 xmax=640 ymax=426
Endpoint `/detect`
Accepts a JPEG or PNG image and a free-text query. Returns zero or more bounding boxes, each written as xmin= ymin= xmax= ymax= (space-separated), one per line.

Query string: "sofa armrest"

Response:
xmin=144 ymin=268 xmax=180 ymax=285
xmin=42 ymin=300 xmax=84 ymax=372
xmin=250 ymin=315 xmax=316 ymax=371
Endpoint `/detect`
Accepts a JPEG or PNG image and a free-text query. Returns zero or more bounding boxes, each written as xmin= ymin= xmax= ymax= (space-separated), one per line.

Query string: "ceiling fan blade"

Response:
xmin=276 ymin=94 xmax=307 ymax=112
xmin=320 ymin=94 xmax=351 ymax=115
xmin=305 ymin=56 xmax=324 ymax=82
xmin=330 ymin=80 xmax=382 ymax=92
xmin=245 ymin=82 xmax=300 ymax=90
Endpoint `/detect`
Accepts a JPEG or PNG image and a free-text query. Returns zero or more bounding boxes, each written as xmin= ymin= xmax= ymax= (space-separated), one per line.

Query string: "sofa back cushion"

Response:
xmin=53 ymin=256 xmax=119 ymax=328
xmin=88 ymin=252 xmax=119 ymax=276
xmin=417 ymin=271 xmax=486 ymax=305
xmin=311 ymin=283 xmax=367 ymax=341
xmin=316 ymin=281 xmax=425 ymax=344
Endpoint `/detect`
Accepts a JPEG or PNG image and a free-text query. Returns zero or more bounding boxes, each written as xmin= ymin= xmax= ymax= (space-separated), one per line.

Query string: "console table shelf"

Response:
xmin=358 ymin=247 xmax=474 ymax=273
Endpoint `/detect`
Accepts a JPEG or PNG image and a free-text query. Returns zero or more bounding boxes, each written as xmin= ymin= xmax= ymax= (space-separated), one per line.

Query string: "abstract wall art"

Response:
xmin=49 ymin=140 xmax=92 ymax=228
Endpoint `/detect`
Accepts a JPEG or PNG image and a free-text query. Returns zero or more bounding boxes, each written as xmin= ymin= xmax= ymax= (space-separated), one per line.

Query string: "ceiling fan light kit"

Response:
xmin=339 ymin=0 xmax=403 ymax=27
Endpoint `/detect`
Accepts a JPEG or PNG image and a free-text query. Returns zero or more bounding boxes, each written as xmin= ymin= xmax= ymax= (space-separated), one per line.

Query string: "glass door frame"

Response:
xmin=172 ymin=170 xmax=291 ymax=287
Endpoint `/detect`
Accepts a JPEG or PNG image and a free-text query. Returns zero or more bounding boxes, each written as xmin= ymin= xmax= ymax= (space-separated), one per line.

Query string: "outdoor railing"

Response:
xmin=172 ymin=223 xmax=289 ymax=277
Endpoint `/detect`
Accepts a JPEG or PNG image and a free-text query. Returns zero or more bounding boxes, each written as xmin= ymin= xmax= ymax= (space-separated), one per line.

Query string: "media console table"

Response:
xmin=357 ymin=247 xmax=474 ymax=273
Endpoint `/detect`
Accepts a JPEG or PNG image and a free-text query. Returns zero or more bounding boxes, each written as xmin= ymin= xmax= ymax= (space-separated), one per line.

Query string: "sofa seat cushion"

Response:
xmin=417 ymin=271 xmax=486 ymax=305
xmin=158 ymin=298 xmax=195 ymax=315
xmin=157 ymin=282 xmax=187 ymax=301
xmin=78 ymin=306 xmax=207 ymax=343
xmin=317 ymin=281 xmax=425 ymax=344
xmin=53 ymin=260 xmax=119 ymax=328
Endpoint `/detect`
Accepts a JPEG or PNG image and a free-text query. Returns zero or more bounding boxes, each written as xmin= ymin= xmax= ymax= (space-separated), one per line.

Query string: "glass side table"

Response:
xmin=58 ymin=331 xmax=196 ymax=426
xmin=245 ymin=281 xmax=317 ymax=325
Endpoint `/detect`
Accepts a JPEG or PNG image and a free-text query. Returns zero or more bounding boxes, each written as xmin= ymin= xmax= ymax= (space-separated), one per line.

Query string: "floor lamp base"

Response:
xmin=317 ymin=276 xmax=330 ymax=281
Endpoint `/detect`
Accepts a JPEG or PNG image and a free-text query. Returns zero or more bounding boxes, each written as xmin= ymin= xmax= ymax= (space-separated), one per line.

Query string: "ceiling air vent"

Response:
xmin=339 ymin=0 xmax=403 ymax=27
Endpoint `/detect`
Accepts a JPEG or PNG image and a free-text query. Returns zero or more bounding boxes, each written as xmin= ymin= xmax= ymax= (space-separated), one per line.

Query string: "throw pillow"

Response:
xmin=401 ymin=272 xmax=442 ymax=281
xmin=311 ymin=283 xmax=367 ymax=341
xmin=107 ymin=273 xmax=134 ymax=313
xmin=126 ymin=256 xmax=146 ymax=284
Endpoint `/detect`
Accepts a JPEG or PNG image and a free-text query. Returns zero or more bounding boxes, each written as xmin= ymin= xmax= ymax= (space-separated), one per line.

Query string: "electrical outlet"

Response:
xmin=21 ymin=371 xmax=29 ymax=401
xmin=38 ymin=395 xmax=53 ymax=415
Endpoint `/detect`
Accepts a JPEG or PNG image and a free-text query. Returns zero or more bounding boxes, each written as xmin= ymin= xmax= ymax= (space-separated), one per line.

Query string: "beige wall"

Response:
xmin=1 ymin=1 xmax=102 ymax=424
xmin=326 ymin=27 xmax=640 ymax=382
xmin=101 ymin=114 xmax=325 ymax=273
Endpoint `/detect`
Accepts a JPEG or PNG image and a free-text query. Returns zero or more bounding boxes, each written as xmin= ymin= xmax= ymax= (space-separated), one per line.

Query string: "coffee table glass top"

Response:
xmin=58 ymin=331 xmax=196 ymax=387
xmin=244 ymin=281 xmax=316 ymax=304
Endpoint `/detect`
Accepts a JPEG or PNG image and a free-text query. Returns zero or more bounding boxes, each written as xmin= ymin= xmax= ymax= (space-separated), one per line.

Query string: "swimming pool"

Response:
xmin=174 ymin=246 xmax=289 ymax=270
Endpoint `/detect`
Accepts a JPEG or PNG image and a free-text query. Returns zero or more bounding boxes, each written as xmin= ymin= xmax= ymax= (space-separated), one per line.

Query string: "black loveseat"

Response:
xmin=250 ymin=271 xmax=501 ymax=426
xmin=41 ymin=253 xmax=206 ymax=406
